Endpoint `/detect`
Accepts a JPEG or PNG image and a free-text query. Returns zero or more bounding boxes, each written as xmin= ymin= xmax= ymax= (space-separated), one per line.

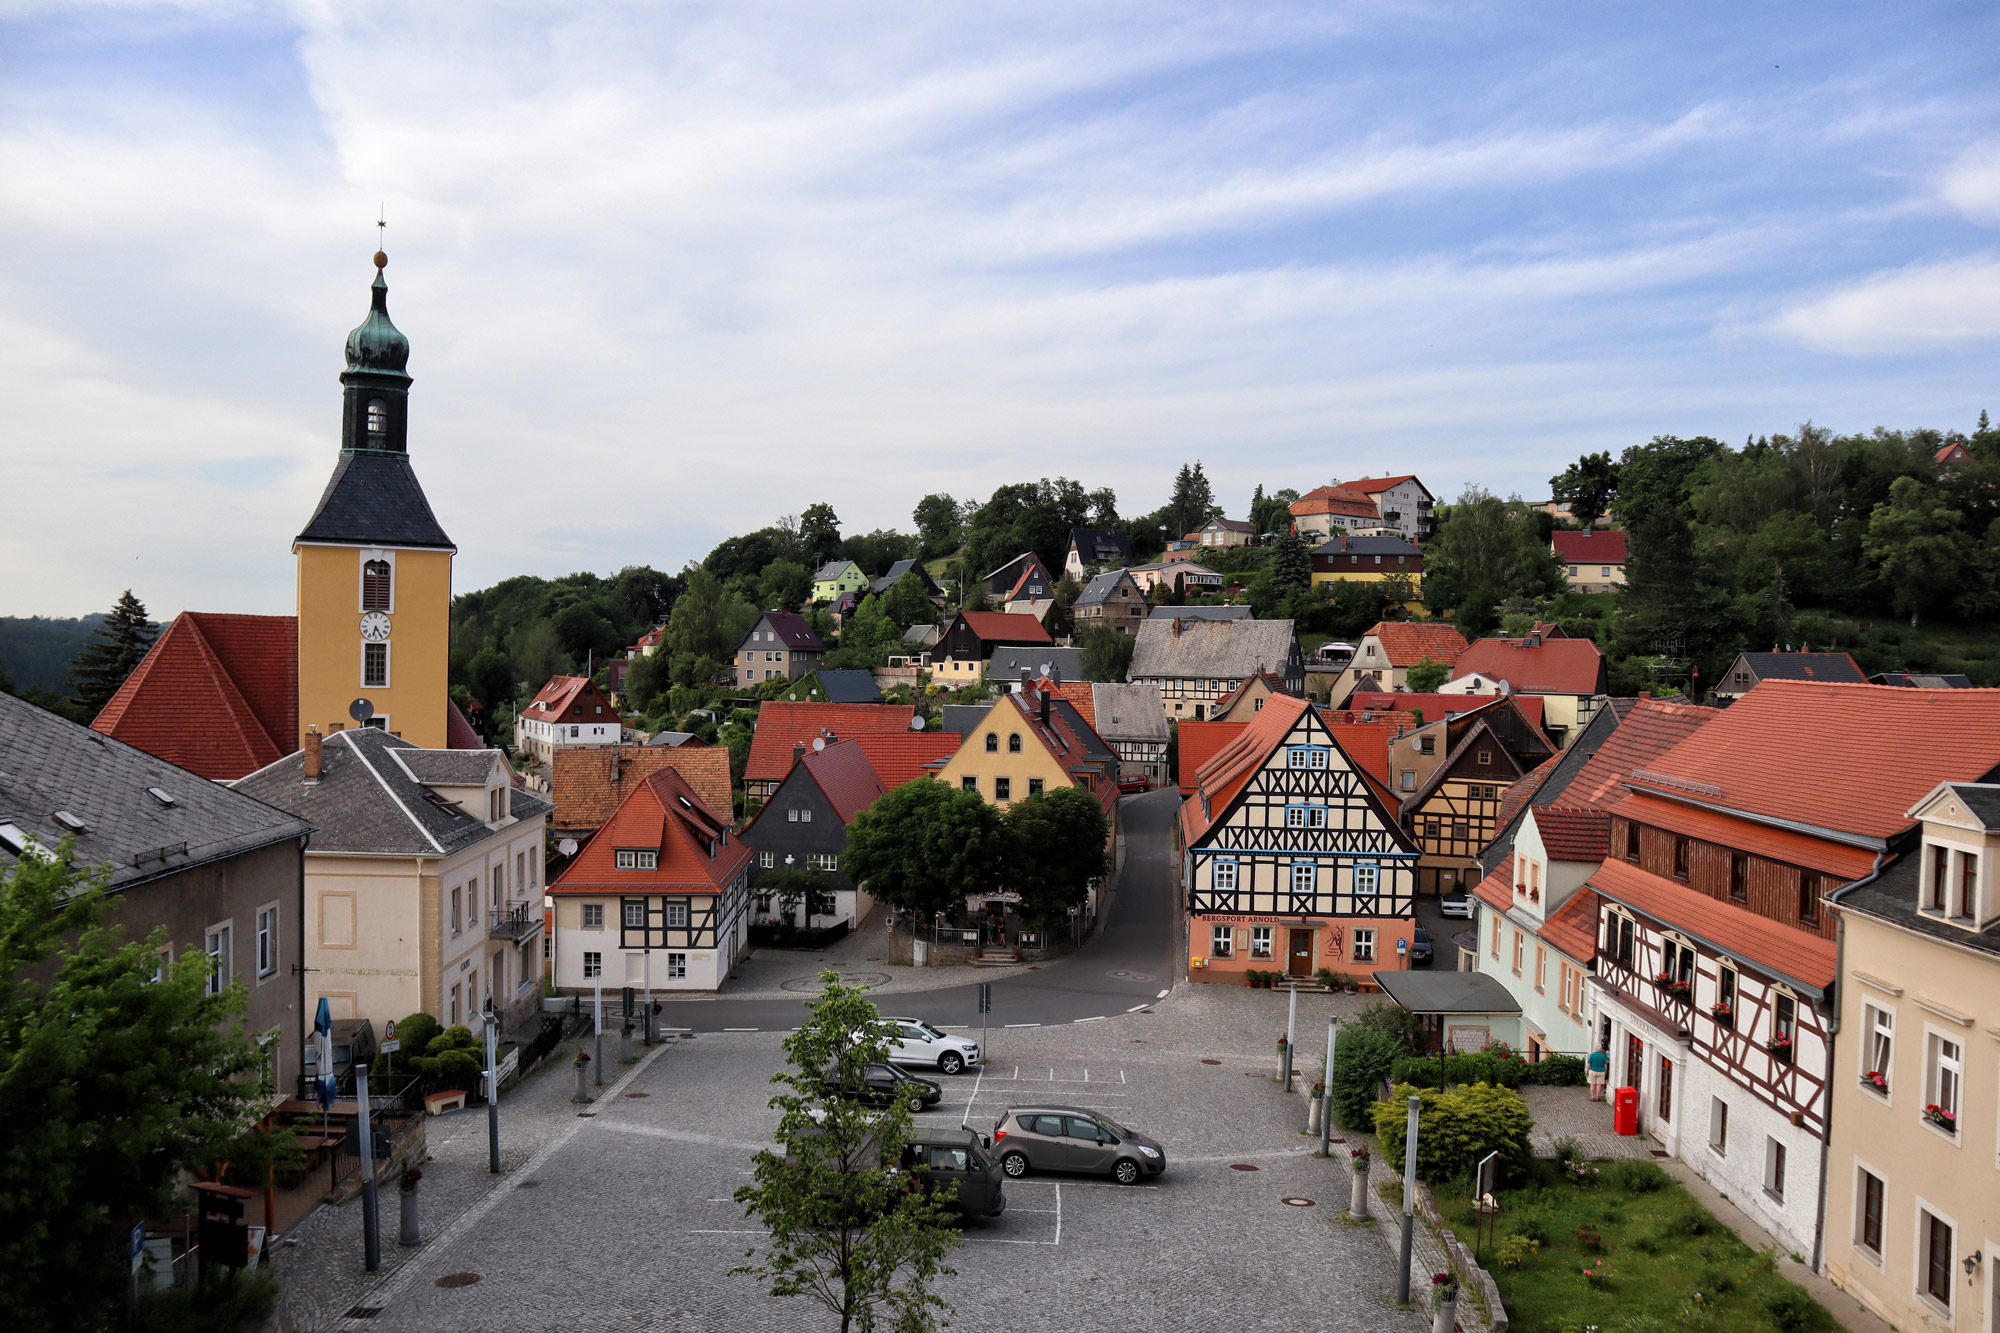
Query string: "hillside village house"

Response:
xmin=1071 ymin=569 xmax=1148 ymax=636
xmin=552 ymin=744 xmax=733 ymax=846
xmin=982 ymin=552 xmax=1056 ymax=602
xmin=1710 ymin=650 xmax=1867 ymax=703
xmin=868 ymin=558 xmax=944 ymax=604
xmin=1310 ymin=534 xmax=1424 ymax=597
xmin=740 ymin=738 xmax=889 ymax=931
xmin=1447 ymin=632 xmax=1608 ymax=748
xmin=517 ymin=675 xmax=620 ymax=765
xmin=1088 ymin=683 xmax=1171 ymax=789
xmin=548 ymin=768 xmax=749 ymax=994
xmin=1209 ymin=670 xmax=1295 ymax=723
xmin=1341 ymin=475 xmax=1435 ymax=539
xmin=235 ymin=726 xmax=552 ymax=1033
xmin=810 ymin=559 xmax=870 ymax=605
xmin=1550 ymin=529 xmax=1628 ymax=594
xmin=1125 ymin=559 xmax=1225 ymax=597
xmin=1329 ymin=622 xmax=1469 ymax=704
xmin=1179 ymin=694 xmax=1422 ymax=983
xmin=1824 ymin=782 xmax=2000 ymax=1332
xmin=776 ymin=668 xmax=884 ymax=705
xmin=1063 ymin=528 xmax=1133 ymax=580
xmin=1288 ymin=484 xmax=1383 ymax=543
xmin=1 ymin=692 xmax=313 ymax=1100
xmin=1585 ymin=683 xmax=2000 ymax=1263
xmin=733 ymin=611 xmax=828 ymax=689
xmin=1191 ymin=517 xmax=1255 ymax=548
xmin=930 ymin=682 xmax=1121 ymax=820
xmin=1130 ymin=617 xmax=1305 ymax=721
xmin=930 ymin=610 xmax=1055 ymax=686
xmin=742 ymin=701 xmax=917 ymax=802
xmin=1000 ymin=595 xmax=1070 ymax=644
xmin=1399 ymin=702 xmax=1555 ymax=896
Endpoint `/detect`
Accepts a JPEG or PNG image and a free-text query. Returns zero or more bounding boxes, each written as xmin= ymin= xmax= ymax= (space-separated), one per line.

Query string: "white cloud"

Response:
xmin=1773 ymin=255 xmax=2000 ymax=356
xmin=1941 ymin=141 xmax=2000 ymax=226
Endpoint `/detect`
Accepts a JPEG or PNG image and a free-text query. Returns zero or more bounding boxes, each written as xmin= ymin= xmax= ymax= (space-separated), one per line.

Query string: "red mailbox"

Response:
xmin=1613 ymin=1085 xmax=1639 ymax=1136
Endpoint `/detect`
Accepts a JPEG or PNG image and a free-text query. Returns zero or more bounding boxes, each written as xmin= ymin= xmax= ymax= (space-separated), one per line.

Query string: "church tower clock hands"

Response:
xmin=293 ymin=248 xmax=457 ymax=749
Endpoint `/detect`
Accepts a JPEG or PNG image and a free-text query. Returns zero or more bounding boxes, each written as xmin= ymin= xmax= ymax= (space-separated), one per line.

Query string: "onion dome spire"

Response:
xmin=343 ymin=250 xmax=411 ymax=380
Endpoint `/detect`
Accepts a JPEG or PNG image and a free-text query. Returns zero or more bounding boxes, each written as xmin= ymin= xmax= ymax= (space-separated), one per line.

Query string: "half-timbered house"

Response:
xmin=548 ymin=767 xmax=750 ymax=993
xmin=1401 ymin=716 xmax=1544 ymax=897
xmin=1180 ymin=694 xmax=1421 ymax=982
xmin=1584 ymin=681 xmax=2000 ymax=1261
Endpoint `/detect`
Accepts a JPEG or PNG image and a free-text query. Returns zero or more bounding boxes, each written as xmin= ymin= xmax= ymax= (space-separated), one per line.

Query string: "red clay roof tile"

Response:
xmin=554 ymin=745 xmax=733 ymax=830
xmin=1538 ymin=888 xmax=1600 ymax=962
xmin=1550 ymin=530 xmax=1628 ymax=563
xmin=850 ymin=732 xmax=962 ymax=789
xmin=1363 ymin=622 xmax=1469 ymax=668
xmin=1530 ymin=807 xmax=1611 ymax=862
xmin=746 ymin=702 xmax=916 ymax=786
xmin=1588 ymin=858 xmax=1837 ymax=989
xmin=1560 ymin=698 xmax=1718 ymax=811
xmin=955 ymin=611 xmax=1053 ymax=646
xmin=91 ymin=612 xmax=297 ymax=780
xmin=550 ymin=766 xmax=747 ymax=894
xmin=1612 ymin=792 xmax=1880 ymax=879
xmin=1176 ymin=720 xmax=1246 ymax=797
xmin=799 ymin=739 xmax=888 ymax=824
xmin=1452 ymin=636 xmax=1607 ymax=696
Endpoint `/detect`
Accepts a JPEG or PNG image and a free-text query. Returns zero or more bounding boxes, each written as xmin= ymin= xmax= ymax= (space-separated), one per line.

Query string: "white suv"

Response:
xmin=879 ymin=1018 xmax=981 ymax=1075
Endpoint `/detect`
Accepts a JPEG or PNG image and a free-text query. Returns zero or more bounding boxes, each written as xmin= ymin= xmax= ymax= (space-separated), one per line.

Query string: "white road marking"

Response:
xmin=687 ymin=1229 xmax=763 ymax=1235
xmin=1073 ymin=1016 xmax=1106 ymax=1023
xmin=1082 ymin=1069 xmax=1088 ymax=1082
xmin=1156 ymin=988 xmax=1169 ymax=999
xmin=1126 ymin=1004 xmax=1148 ymax=1012
xmin=1120 ymin=1070 xmax=1126 ymax=1084
xmin=723 ymin=1027 xmax=758 ymax=1032
xmin=1005 ymin=1023 xmax=1038 ymax=1028
xmin=960 ymin=1067 xmax=985 ymax=1130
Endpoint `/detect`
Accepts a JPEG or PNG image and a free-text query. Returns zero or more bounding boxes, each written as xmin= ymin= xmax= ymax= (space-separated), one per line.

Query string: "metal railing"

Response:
xmin=488 ymin=901 xmax=539 ymax=939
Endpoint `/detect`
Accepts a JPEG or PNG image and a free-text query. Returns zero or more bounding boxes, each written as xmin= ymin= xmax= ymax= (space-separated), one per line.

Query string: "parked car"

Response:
xmin=878 ymin=1018 xmax=981 ymax=1075
xmin=894 ymin=1127 xmax=1008 ymax=1220
xmin=823 ymin=1061 xmax=943 ymax=1113
xmin=1408 ymin=926 xmax=1433 ymax=967
xmin=1117 ymin=776 xmax=1149 ymax=794
xmin=1438 ymin=892 xmax=1472 ymax=919
xmin=989 ymin=1105 xmax=1166 ymax=1185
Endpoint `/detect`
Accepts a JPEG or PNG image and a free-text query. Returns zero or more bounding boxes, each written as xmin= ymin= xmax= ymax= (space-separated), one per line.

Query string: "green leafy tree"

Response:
xmin=1863 ymin=476 xmax=1969 ymax=627
xmin=1550 ymin=451 xmax=1621 ymax=528
xmin=884 ymin=571 xmax=934 ymax=630
xmin=912 ymin=494 xmax=963 ymax=559
xmin=733 ymin=973 xmax=962 ymax=1333
xmin=799 ymin=503 xmax=844 ymax=569
xmin=1371 ymin=1080 xmax=1535 ymax=1187
xmin=1002 ymin=787 xmax=1109 ymax=926
xmin=1270 ymin=529 xmax=1312 ymax=597
xmin=1329 ymin=1026 xmax=1403 ymax=1131
xmin=668 ymin=565 xmax=758 ymax=687
xmin=1 ymin=847 xmax=267 ymax=1328
xmin=1405 ymin=655 xmax=1449 ymax=693
xmin=509 ymin=618 xmax=568 ymax=689
xmin=67 ymin=589 xmax=156 ymax=718
xmin=844 ymin=780 xmax=1006 ymax=918
xmin=759 ymin=559 xmax=813 ymax=613
xmin=465 ymin=647 xmax=516 ymax=716
xmin=1079 ymin=624 xmax=1136 ymax=682
xmin=1422 ymin=488 xmax=1565 ymax=634
xmin=961 ymin=479 xmax=1093 ymax=586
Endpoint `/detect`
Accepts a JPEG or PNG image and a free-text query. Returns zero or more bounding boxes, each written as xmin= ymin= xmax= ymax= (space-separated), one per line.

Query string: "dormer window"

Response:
xmin=366 ymin=399 xmax=388 ymax=435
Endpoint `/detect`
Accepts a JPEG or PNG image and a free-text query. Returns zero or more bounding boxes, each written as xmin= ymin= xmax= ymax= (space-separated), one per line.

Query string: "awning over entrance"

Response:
xmin=1370 ymin=970 xmax=1521 ymax=1015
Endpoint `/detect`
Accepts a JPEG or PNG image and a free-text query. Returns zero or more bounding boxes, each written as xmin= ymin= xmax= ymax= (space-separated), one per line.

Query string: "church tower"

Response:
xmin=294 ymin=250 xmax=455 ymax=749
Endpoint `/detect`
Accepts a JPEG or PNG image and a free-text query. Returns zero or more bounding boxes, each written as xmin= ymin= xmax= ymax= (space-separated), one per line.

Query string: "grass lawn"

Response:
xmin=1436 ymin=1158 xmax=1834 ymax=1333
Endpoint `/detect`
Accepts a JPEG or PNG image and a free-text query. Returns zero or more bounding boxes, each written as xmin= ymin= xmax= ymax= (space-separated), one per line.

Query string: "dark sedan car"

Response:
xmin=989 ymin=1105 xmax=1166 ymax=1185
xmin=822 ymin=1062 xmax=942 ymax=1113
xmin=1408 ymin=926 xmax=1434 ymax=966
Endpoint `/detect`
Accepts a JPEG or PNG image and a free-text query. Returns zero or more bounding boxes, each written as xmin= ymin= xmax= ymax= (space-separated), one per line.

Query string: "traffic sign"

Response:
xmin=379 ymin=1039 xmax=400 ymax=1054
xmin=977 ymin=983 xmax=991 ymax=1014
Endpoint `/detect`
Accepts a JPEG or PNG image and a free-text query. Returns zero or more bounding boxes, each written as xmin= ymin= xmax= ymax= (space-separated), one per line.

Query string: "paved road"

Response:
xmin=659 ymin=788 xmax=1182 ymax=1032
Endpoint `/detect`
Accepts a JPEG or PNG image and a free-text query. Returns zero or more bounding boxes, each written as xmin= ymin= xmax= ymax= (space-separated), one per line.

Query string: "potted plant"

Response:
xmin=1923 ymin=1104 xmax=1958 ymax=1134
xmin=398 ymin=1166 xmax=423 ymax=1247
xmin=1765 ymin=1033 xmax=1793 ymax=1060
xmin=573 ymin=1049 xmax=592 ymax=1103
xmin=1348 ymin=1147 xmax=1372 ymax=1220
xmin=1652 ymin=971 xmax=1692 ymax=1002
xmin=1276 ymin=1034 xmax=1289 ymax=1053
xmin=1860 ymin=1069 xmax=1887 ymax=1095
xmin=1709 ymin=1000 xmax=1733 ymax=1027
xmin=1429 ymin=1273 xmax=1460 ymax=1333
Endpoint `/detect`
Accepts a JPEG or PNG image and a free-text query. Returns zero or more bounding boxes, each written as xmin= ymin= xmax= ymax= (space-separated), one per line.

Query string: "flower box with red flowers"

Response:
xmin=1709 ymin=1001 xmax=1734 ymax=1028
xmin=1923 ymin=1104 xmax=1957 ymax=1134
xmin=1860 ymin=1070 xmax=1888 ymax=1095
xmin=1653 ymin=973 xmax=1692 ymax=1003
xmin=1765 ymin=1034 xmax=1793 ymax=1061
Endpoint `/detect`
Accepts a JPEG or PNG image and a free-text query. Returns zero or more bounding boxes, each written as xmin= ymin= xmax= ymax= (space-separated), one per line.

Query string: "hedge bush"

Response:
xmin=412 ymin=1024 xmax=483 ymax=1087
xmin=394 ymin=1011 xmax=443 ymax=1066
xmin=1331 ymin=1027 xmax=1403 ymax=1131
xmin=1389 ymin=1049 xmax=1587 ymax=1090
xmin=1371 ymin=1081 xmax=1535 ymax=1187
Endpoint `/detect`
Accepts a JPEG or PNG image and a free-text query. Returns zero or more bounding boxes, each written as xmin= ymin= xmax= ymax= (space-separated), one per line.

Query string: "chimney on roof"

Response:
xmin=793 ymin=741 xmax=805 ymax=765
xmin=610 ymin=745 xmax=621 ymax=784
xmin=1172 ymin=617 xmax=1182 ymax=637
xmin=1040 ymin=689 xmax=1051 ymax=726
xmin=1638 ymin=692 xmax=1651 ymax=702
xmin=303 ymin=727 xmax=322 ymax=782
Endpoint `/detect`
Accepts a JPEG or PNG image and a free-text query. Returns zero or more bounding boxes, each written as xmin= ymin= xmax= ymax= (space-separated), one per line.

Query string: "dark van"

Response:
xmin=898 ymin=1127 xmax=1007 ymax=1220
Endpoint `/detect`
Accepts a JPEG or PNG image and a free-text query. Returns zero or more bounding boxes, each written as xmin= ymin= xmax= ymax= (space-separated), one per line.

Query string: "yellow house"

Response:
xmin=929 ymin=685 xmax=1119 ymax=815
xmin=295 ymin=253 xmax=456 ymax=750
xmin=1824 ymin=782 xmax=2000 ymax=1332
xmin=1309 ymin=534 xmax=1424 ymax=599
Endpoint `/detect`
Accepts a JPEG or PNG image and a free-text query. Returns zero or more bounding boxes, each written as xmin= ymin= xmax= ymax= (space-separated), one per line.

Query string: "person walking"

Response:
xmin=1586 ymin=1045 xmax=1610 ymax=1102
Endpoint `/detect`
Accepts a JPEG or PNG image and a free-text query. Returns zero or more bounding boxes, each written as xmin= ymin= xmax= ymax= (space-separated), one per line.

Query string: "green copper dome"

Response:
xmin=343 ymin=260 xmax=411 ymax=380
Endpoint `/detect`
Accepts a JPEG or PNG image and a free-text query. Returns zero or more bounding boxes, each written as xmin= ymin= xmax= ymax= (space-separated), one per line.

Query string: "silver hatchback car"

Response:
xmin=990 ymin=1105 xmax=1167 ymax=1185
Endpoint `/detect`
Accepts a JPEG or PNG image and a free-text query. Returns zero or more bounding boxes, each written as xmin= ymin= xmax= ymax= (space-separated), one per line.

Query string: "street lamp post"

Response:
xmin=484 ymin=1002 xmax=501 ymax=1174
xmin=1397 ymin=1093 xmax=1421 ymax=1304
xmin=356 ymin=1063 xmax=381 ymax=1271
xmin=1319 ymin=1014 xmax=1338 ymax=1157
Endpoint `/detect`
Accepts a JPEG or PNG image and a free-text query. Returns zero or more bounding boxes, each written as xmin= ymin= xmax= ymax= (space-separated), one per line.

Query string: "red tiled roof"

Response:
xmin=955 ymin=611 xmax=1053 ymax=646
xmin=851 ymin=732 xmax=963 ymax=789
xmin=554 ymin=745 xmax=734 ymax=830
xmin=1341 ymin=475 xmax=1419 ymax=495
xmin=1550 ymin=530 xmax=1628 ymax=563
xmin=746 ymin=702 xmax=916 ymax=786
xmin=1182 ymin=694 xmax=1315 ymax=842
xmin=1176 ymin=720 xmax=1246 ymax=796
xmin=1321 ymin=718 xmax=1398 ymax=808
xmin=1538 ymin=888 xmax=1599 ymax=962
xmin=1530 ymin=807 xmax=1611 ymax=861
xmin=1588 ymin=857 xmax=1837 ymax=989
xmin=1613 ymin=792 xmax=1880 ymax=879
xmin=1562 ymin=698 xmax=1718 ymax=811
xmin=1364 ymin=622 xmax=1469 ymax=668
xmin=1494 ymin=761 xmax=1555 ymax=830
xmin=1633 ymin=681 xmax=2000 ymax=841
xmin=1452 ymin=637 xmax=1606 ymax=696
xmin=550 ymin=767 xmax=749 ymax=895
xmin=1348 ymin=691 xmax=1542 ymax=730
xmin=1051 ymin=680 xmax=1096 ymax=728
xmin=447 ymin=700 xmax=483 ymax=750
xmin=1320 ymin=707 xmax=1420 ymax=732
xmin=524 ymin=674 xmax=615 ymax=721
xmin=800 ymin=738 xmax=888 ymax=823
xmin=92 ymin=612 xmax=298 ymax=780
xmin=1472 ymin=864 xmax=1513 ymax=913
xmin=1290 ymin=485 xmax=1379 ymax=518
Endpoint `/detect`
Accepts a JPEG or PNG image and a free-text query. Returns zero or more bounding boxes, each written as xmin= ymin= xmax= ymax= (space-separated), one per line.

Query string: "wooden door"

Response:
xmin=1287 ymin=929 xmax=1314 ymax=977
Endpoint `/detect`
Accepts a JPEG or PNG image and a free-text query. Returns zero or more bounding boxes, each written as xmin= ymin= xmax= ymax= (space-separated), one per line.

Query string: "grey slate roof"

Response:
xmin=870 ymin=559 xmax=940 ymax=597
xmin=903 ymin=624 xmax=942 ymax=647
xmin=1089 ymin=683 xmax=1169 ymax=743
xmin=987 ymin=646 xmax=1084 ymax=684
xmin=1130 ymin=618 xmax=1298 ymax=680
xmin=645 ymin=731 xmax=698 ymax=747
xmin=232 ymin=726 xmax=547 ymax=857
xmin=1737 ymin=652 xmax=1866 ymax=684
xmin=1075 ymin=569 xmax=1135 ymax=608
xmin=813 ymin=559 xmax=862 ymax=582
xmin=1311 ymin=534 xmax=1422 ymax=557
xmin=939 ymin=705 xmax=990 ymax=738
xmin=395 ymin=750 xmax=501 ymax=785
xmin=1871 ymin=671 xmax=1975 ymax=689
xmin=811 ymin=670 xmax=884 ymax=704
xmin=1146 ymin=604 xmax=1250 ymax=621
xmin=295 ymin=451 xmax=455 ymax=550
xmin=0 ymin=692 xmax=310 ymax=890
xmin=1942 ymin=782 xmax=2000 ymax=830
xmin=1373 ymin=969 xmax=1521 ymax=1014
xmin=1831 ymin=845 xmax=2000 ymax=961
xmin=1067 ymin=527 xmax=1132 ymax=567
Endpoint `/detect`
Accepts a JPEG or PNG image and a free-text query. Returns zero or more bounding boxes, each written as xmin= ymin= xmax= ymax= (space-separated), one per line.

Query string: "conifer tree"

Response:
xmin=1270 ymin=529 xmax=1312 ymax=597
xmin=67 ymin=589 xmax=156 ymax=718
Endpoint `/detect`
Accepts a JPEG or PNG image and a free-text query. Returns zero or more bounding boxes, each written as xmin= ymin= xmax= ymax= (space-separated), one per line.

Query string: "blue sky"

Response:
xmin=2 ymin=1 xmax=1996 ymax=618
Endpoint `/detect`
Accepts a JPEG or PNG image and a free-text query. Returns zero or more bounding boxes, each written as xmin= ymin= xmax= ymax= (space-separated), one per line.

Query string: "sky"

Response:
xmin=2 ymin=1 xmax=1996 ymax=620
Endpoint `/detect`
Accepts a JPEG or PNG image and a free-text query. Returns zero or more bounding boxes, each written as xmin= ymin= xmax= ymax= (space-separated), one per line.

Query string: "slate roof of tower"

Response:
xmin=295 ymin=451 xmax=454 ymax=550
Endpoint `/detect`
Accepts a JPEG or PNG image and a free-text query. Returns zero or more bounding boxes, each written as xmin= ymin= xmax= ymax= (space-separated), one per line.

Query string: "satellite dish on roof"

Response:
xmin=909 ymin=714 xmax=926 ymax=731
xmin=1039 ymin=663 xmax=1051 ymax=676
xmin=558 ymin=838 xmax=578 ymax=856
xmin=349 ymin=697 xmax=375 ymax=723
xmin=812 ymin=737 xmax=826 ymax=752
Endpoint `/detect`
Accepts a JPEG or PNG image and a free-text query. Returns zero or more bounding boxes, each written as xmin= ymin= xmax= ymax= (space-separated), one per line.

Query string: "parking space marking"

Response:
xmin=1005 ymin=1023 xmax=1038 ymax=1028
xmin=963 ymin=1181 xmax=1062 ymax=1246
xmin=959 ymin=1067 xmax=984 ymax=1129
xmin=723 ymin=1027 xmax=758 ymax=1032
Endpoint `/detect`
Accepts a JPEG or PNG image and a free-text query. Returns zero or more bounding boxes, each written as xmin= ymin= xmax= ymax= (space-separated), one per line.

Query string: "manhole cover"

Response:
xmin=1107 ymin=970 xmax=1154 ymax=981
xmin=780 ymin=971 xmax=891 ymax=993
xmin=344 ymin=1307 xmax=382 ymax=1320
xmin=1230 ymin=1163 xmax=1260 ymax=1172
xmin=435 ymin=1273 xmax=482 ymax=1289
xmin=1201 ymin=1059 xmax=1221 ymax=1065
xmin=1282 ymin=1197 xmax=1315 ymax=1207
xmin=625 ymin=1092 xmax=650 ymax=1098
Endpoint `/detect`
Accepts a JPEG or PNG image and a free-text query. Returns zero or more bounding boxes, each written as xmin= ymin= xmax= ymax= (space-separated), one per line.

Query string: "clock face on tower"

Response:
xmin=360 ymin=611 xmax=392 ymax=643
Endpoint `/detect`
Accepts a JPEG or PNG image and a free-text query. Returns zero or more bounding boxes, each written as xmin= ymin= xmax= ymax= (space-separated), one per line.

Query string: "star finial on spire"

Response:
xmin=374 ymin=206 xmax=388 ymax=270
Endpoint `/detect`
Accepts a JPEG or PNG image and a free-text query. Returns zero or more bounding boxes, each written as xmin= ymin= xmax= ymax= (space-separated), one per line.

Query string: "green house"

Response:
xmin=811 ymin=559 xmax=869 ymax=604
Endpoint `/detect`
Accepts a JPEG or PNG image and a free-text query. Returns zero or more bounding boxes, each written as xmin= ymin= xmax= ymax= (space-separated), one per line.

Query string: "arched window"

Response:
xmin=362 ymin=559 xmax=392 ymax=611
xmin=366 ymin=399 xmax=388 ymax=435
xmin=984 ymin=732 xmax=998 ymax=752
xmin=1008 ymin=733 xmax=1022 ymax=753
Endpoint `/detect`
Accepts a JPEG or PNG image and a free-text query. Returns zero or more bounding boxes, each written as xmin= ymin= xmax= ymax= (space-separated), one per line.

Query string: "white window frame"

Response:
xmin=204 ymin=921 xmax=233 ymax=996
xmin=1850 ymin=1158 xmax=1886 ymax=1267
xmin=1764 ymin=1135 xmax=1786 ymax=1202
xmin=581 ymin=903 xmax=604 ymax=929
xmin=255 ymin=902 xmax=279 ymax=981
xmin=582 ymin=951 xmax=602 ymax=979
xmin=1353 ymin=863 xmax=1379 ymax=899
xmin=1863 ymin=1002 xmax=1895 ymax=1102
xmin=1353 ymin=928 xmax=1376 ymax=962
xmin=1922 ymin=1026 xmax=1963 ymax=1143
xmin=1290 ymin=862 xmax=1315 ymax=897
xmin=664 ymin=902 xmax=690 ymax=929
xmin=1210 ymin=924 xmax=1232 ymax=958
xmin=1708 ymin=1096 xmax=1728 ymax=1155
xmin=1249 ymin=926 xmax=1274 ymax=959
xmin=623 ymin=902 xmax=646 ymax=929
xmin=666 ymin=953 xmax=687 ymax=981
xmin=1913 ymin=1196 xmax=1957 ymax=1317
xmin=362 ymin=640 xmax=389 ymax=689
xmin=1212 ymin=858 xmax=1238 ymax=892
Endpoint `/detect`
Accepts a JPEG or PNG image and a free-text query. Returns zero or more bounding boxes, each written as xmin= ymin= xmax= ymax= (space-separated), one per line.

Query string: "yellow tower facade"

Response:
xmin=294 ymin=252 xmax=456 ymax=749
